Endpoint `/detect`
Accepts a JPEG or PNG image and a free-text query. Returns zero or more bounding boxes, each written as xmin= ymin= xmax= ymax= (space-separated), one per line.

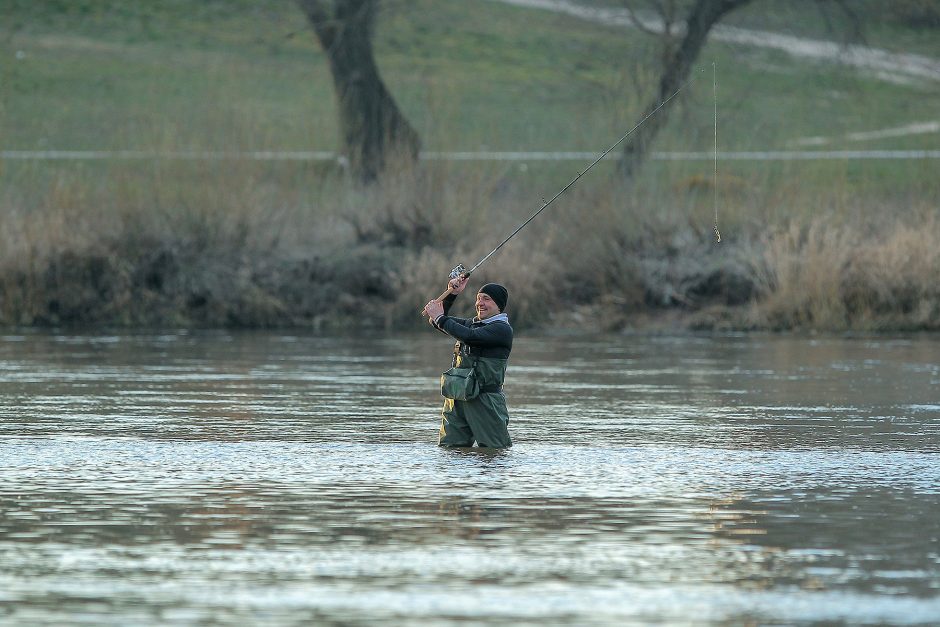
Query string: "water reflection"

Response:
xmin=1 ymin=332 xmax=939 ymax=624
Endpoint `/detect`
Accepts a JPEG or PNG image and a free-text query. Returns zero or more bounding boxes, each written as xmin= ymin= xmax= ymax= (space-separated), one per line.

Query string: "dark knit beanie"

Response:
xmin=478 ymin=283 xmax=508 ymax=312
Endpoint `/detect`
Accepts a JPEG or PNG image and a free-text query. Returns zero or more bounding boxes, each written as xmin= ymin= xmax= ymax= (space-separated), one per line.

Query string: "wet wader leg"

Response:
xmin=464 ymin=393 xmax=512 ymax=448
xmin=439 ymin=398 xmax=474 ymax=447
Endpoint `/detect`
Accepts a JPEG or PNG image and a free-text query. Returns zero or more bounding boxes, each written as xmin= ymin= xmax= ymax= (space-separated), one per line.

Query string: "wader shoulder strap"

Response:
xmin=453 ymin=341 xmax=478 ymax=369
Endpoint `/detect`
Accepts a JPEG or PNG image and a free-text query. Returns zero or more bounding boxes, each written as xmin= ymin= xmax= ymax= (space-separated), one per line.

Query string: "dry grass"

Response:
xmin=1 ymin=154 xmax=938 ymax=331
xmin=748 ymin=210 xmax=940 ymax=331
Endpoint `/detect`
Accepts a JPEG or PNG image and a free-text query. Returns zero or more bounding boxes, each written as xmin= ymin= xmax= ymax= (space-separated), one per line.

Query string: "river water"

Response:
xmin=1 ymin=331 xmax=938 ymax=625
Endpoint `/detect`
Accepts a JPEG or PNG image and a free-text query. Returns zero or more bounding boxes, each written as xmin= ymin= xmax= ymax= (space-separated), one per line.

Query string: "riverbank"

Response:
xmin=1 ymin=162 xmax=937 ymax=333
xmin=2 ymin=1 xmax=937 ymax=332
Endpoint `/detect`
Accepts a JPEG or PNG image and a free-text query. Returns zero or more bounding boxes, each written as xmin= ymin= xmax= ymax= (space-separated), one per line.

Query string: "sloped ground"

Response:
xmin=493 ymin=0 xmax=940 ymax=85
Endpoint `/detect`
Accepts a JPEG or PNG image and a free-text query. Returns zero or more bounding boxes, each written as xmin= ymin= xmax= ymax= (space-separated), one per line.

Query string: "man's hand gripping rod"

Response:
xmin=436 ymin=263 xmax=469 ymax=301
xmin=421 ymin=264 xmax=469 ymax=315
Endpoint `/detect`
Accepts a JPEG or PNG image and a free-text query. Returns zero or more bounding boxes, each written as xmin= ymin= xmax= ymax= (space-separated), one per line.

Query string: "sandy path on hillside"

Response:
xmin=491 ymin=0 xmax=940 ymax=85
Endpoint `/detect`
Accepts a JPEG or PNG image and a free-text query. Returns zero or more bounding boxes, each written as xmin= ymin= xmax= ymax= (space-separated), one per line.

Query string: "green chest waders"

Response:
xmin=438 ymin=347 xmax=512 ymax=448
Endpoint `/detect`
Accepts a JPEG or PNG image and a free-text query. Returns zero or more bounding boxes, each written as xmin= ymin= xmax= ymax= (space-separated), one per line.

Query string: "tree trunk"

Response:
xmin=619 ymin=0 xmax=753 ymax=179
xmin=298 ymin=0 xmax=420 ymax=183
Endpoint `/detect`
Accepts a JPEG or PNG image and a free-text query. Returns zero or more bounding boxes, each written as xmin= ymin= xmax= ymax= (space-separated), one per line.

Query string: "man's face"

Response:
xmin=475 ymin=291 xmax=499 ymax=320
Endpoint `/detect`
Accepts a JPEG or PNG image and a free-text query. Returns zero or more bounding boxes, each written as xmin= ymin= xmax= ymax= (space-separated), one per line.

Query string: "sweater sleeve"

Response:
xmin=437 ymin=318 xmax=512 ymax=349
xmin=431 ymin=292 xmax=471 ymax=335
xmin=441 ymin=292 xmax=458 ymax=316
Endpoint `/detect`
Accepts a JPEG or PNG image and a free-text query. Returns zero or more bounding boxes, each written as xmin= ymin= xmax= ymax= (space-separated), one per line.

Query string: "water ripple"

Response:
xmin=2 ymin=332 xmax=939 ymax=625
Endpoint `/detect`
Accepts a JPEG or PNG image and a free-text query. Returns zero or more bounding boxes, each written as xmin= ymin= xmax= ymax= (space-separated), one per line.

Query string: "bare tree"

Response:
xmin=619 ymin=0 xmax=874 ymax=179
xmin=619 ymin=0 xmax=753 ymax=179
xmin=298 ymin=0 xmax=420 ymax=183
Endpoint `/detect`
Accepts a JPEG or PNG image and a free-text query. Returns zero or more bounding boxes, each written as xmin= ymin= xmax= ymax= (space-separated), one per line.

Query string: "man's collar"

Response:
xmin=474 ymin=313 xmax=510 ymax=325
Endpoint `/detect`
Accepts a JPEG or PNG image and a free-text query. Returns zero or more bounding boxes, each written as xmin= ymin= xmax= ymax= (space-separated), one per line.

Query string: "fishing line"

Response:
xmin=465 ymin=67 xmax=707 ymax=278
xmin=713 ymin=61 xmax=721 ymax=243
xmin=426 ymin=66 xmax=710 ymax=308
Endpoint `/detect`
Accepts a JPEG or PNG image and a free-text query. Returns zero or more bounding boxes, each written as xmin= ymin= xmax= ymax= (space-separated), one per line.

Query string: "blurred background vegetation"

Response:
xmin=1 ymin=0 xmax=938 ymax=331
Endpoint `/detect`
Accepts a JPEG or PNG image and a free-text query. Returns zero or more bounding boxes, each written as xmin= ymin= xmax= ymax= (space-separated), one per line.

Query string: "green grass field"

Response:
xmin=1 ymin=0 xmax=939 ymax=330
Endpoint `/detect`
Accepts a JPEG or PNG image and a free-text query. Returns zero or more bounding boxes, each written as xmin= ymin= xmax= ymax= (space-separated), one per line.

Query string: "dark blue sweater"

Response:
xmin=432 ymin=292 xmax=512 ymax=359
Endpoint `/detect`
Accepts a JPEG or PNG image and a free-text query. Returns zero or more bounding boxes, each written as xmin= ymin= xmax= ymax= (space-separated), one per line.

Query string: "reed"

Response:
xmin=4 ymin=150 xmax=937 ymax=331
xmin=749 ymin=210 xmax=940 ymax=331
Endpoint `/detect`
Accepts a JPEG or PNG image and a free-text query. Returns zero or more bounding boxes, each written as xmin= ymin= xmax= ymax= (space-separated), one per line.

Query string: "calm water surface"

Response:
xmin=1 ymin=332 xmax=939 ymax=625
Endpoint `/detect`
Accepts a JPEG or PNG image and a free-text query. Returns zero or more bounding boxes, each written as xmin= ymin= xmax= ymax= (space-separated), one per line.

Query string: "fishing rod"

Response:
xmin=425 ymin=66 xmax=714 ymax=310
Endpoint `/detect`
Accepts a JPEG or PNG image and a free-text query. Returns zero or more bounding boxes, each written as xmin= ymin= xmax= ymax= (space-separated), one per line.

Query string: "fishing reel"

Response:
xmin=447 ymin=264 xmax=470 ymax=291
xmin=422 ymin=264 xmax=470 ymax=316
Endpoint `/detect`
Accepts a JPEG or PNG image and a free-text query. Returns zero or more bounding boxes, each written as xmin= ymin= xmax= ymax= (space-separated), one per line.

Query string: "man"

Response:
xmin=423 ymin=276 xmax=513 ymax=448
